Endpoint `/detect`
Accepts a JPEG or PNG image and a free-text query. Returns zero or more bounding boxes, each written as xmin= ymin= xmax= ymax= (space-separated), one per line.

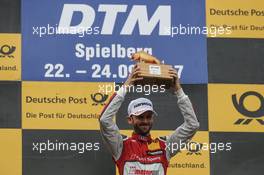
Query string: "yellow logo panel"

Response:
xmin=167 ymin=131 xmax=209 ymax=175
xmin=22 ymin=81 xmax=114 ymax=130
xmin=208 ymin=84 xmax=264 ymax=132
xmin=0 ymin=129 xmax=22 ymax=175
xmin=206 ymin=0 xmax=264 ymax=38
xmin=117 ymin=130 xmax=210 ymax=175
xmin=0 ymin=34 xmax=21 ymax=80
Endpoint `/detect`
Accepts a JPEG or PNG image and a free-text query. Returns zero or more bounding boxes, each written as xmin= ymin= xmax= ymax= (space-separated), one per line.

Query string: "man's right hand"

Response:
xmin=124 ymin=65 xmax=143 ymax=87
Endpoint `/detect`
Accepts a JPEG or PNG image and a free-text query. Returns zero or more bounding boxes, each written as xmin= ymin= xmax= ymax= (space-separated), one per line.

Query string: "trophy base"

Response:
xmin=135 ymin=62 xmax=174 ymax=89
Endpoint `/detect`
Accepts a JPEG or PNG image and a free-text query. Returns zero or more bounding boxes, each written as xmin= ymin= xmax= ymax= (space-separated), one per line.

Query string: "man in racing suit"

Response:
xmin=99 ymin=66 xmax=200 ymax=175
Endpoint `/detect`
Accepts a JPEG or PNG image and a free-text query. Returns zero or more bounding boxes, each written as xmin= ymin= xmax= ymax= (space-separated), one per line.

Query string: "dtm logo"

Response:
xmin=186 ymin=141 xmax=203 ymax=156
xmin=58 ymin=4 xmax=171 ymax=35
xmin=0 ymin=45 xmax=16 ymax=58
xmin=91 ymin=93 xmax=108 ymax=106
xmin=232 ymin=91 xmax=264 ymax=125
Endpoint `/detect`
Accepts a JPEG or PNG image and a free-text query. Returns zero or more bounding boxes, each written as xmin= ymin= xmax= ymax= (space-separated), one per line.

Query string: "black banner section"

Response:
xmin=116 ymin=84 xmax=208 ymax=131
xmin=208 ymin=38 xmax=264 ymax=84
xmin=0 ymin=0 xmax=20 ymax=33
xmin=0 ymin=81 xmax=21 ymax=128
xmin=210 ymin=132 xmax=264 ymax=175
xmin=23 ymin=130 xmax=115 ymax=175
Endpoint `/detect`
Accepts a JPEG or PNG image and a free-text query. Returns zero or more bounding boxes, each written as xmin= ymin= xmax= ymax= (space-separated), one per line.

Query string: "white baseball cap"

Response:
xmin=127 ymin=98 xmax=157 ymax=117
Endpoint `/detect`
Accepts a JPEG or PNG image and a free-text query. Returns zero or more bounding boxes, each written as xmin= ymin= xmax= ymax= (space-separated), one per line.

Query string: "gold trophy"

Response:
xmin=131 ymin=51 xmax=173 ymax=88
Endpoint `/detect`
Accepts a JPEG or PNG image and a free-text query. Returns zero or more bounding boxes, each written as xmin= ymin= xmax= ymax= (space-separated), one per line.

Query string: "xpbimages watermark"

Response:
xmin=166 ymin=140 xmax=232 ymax=154
xmin=98 ymin=82 xmax=166 ymax=95
xmin=32 ymin=140 xmax=100 ymax=154
xmin=164 ymin=24 xmax=232 ymax=37
xmin=32 ymin=24 xmax=100 ymax=37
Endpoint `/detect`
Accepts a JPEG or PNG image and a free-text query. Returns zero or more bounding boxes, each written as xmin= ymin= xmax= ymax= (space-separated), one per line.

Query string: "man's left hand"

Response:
xmin=169 ymin=67 xmax=181 ymax=92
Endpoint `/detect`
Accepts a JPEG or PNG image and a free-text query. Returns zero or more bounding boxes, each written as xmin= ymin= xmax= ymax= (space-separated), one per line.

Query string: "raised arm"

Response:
xmin=165 ymin=68 xmax=200 ymax=160
xmin=99 ymin=89 xmax=126 ymax=161
xmin=99 ymin=66 xmax=142 ymax=160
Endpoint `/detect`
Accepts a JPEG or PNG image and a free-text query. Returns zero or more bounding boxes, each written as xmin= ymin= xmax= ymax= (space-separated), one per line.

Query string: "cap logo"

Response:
xmin=134 ymin=102 xmax=152 ymax=108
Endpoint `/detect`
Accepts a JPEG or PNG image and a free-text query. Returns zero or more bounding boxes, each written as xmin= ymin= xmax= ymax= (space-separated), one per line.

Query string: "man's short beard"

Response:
xmin=133 ymin=124 xmax=152 ymax=136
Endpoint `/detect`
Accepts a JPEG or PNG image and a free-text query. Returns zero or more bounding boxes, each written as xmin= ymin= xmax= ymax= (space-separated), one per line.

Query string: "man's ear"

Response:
xmin=127 ymin=116 xmax=133 ymax=125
